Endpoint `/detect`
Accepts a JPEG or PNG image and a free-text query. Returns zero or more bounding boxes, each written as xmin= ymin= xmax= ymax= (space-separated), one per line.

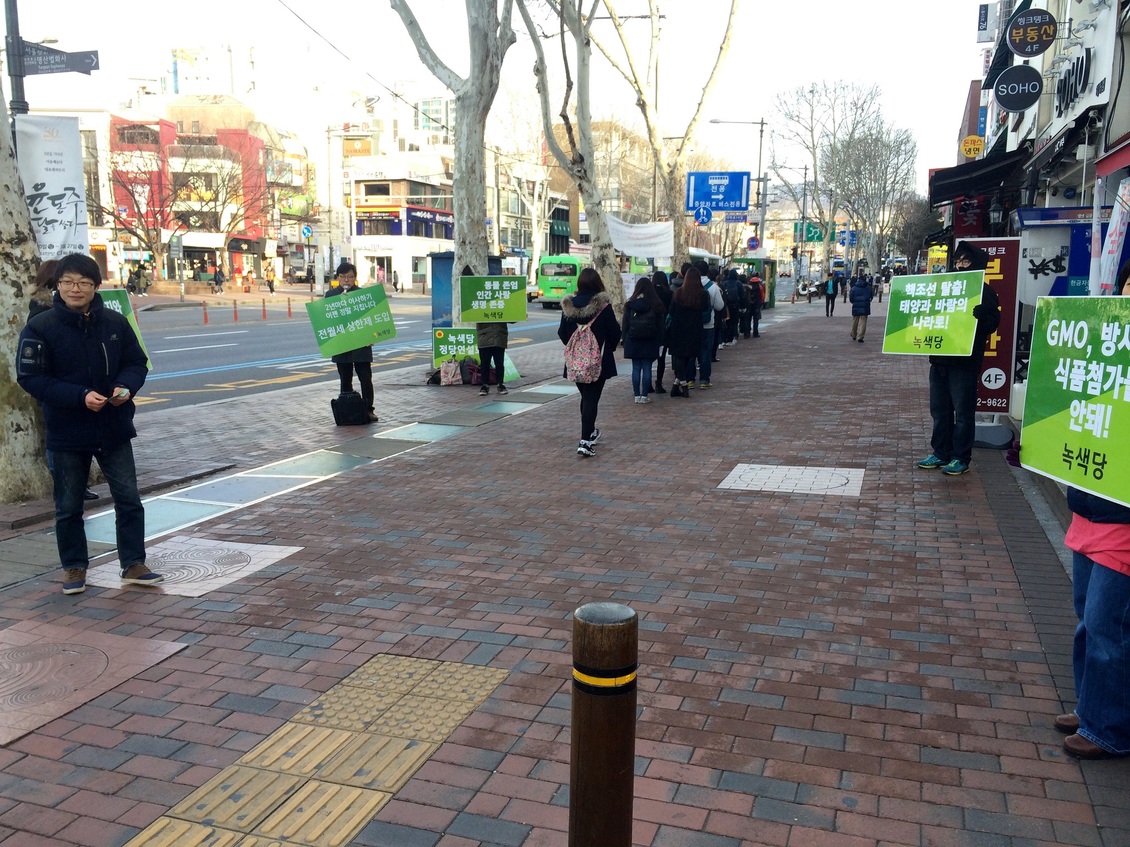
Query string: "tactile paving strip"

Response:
xmin=717 ymin=463 xmax=866 ymax=497
xmin=127 ymin=656 xmax=508 ymax=847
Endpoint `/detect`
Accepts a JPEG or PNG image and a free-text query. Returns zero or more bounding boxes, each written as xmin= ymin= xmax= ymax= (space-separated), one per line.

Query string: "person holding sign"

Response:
xmin=915 ymin=242 xmax=1001 ymax=476
xmin=1058 ymin=487 xmax=1130 ymax=759
xmin=476 ymin=321 xmax=509 ymax=396
xmin=325 ymin=262 xmax=378 ymax=422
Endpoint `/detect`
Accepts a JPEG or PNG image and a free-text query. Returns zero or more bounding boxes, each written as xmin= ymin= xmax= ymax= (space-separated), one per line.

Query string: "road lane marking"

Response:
xmin=152 ymin=343 xmax=240 ymax=354
xmin=164 ymin=331 xmax=250 ymax=339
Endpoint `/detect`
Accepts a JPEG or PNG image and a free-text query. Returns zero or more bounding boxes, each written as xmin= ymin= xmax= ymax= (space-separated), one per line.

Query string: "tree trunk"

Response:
xmin=0 ymin=90 xmax=52 ymax=503
xmin=665 ymin=169 xmax=686 ymax=269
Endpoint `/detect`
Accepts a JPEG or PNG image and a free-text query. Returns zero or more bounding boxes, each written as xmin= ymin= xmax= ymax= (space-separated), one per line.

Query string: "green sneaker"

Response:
xmin=916 ymin=454 xmax=945 ymax=469
xmin=941 ymin=459 xmax=970 ymax=476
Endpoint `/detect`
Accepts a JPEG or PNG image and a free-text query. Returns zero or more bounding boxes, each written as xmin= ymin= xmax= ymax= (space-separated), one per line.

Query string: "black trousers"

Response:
xmin=478 ymin=346 xmax=505 ymax=385
xmin=337 ymin=362 xmax=374 ymax=410
xmin=576 ymin=379 xmax=606 ymax=441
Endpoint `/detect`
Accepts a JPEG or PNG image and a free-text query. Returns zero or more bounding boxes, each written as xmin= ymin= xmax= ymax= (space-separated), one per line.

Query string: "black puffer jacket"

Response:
xmin=17 ymin=293 xmax=148 ymax=452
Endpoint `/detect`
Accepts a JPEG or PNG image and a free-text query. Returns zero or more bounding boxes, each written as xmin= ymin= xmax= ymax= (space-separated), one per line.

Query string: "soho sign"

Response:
xmin=995 ymin=64 xmax=1043 ymax=112
xmin=1055 ymin=48 xmax=1092 ymax=119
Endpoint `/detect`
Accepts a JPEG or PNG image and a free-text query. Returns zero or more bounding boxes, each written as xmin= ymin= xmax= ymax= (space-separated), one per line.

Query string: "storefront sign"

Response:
xmin=964 ymin=238 xmax=1020 ymax=414
xmin=305 ymin=286 xmax=397 ymax=357
xmin=1021 ymin=296 xmax=1130 ymax=507
xmin=1006 ymin=10 xmax=1057 ymax=58
xmin=458 ymin=276 xmax=527 ymax=322
xmin=1055 ymin=48 xmax=1092 ymax=119
xmin=882 ymin=272 xmax=984 ymax=356
xmin=995 ymin=64 xmax=1043 ymax=113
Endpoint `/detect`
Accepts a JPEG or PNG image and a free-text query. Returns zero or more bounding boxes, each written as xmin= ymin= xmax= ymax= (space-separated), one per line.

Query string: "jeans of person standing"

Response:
xmin=478 ymin=346 xmax=505 ymax=386
xmin=337 ymin=362 xmax=374 ymax=411
xmin=631 ymin=358 xmax=654 ymax=398
xmin=53 ymin=442 xmax=145 ymax=571
xmin=697 ymin=331 xmax=714 ymax=383
xmin=928 ymin=363 xmax=977 ymax=463
xmin=576 ymin=378 xmax=606 ymax=441
xmin=1072 ymin=551 xmax=1130 ymax=754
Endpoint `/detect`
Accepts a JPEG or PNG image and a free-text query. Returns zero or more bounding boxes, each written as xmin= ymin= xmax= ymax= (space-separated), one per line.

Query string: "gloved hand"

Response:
xmin=972 ymin=304 xmax=996 ymax=319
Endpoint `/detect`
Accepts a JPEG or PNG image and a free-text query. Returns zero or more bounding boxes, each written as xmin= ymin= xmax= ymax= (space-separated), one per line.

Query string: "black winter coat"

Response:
xmin=17 ymin=293 xmax=148 ymax=452
xmin=849 ymin=279 xmax=872 ymax=316
xmin=665 ymin=297 xmax=704 ymax=358
xmin=558 ymin=290 xmax=621 ymax=381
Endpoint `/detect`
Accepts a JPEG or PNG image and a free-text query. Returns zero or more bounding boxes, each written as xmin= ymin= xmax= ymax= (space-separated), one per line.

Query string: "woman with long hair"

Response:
xmin=651 ymin=270 xmax=672 ymax=393
xmin=558 ymin=268 xmax=621 ymax=456
xmin=664 ymin=267 xmax=709 ymax=398
xmin=621 ymin=276 xmax=665 ymax=403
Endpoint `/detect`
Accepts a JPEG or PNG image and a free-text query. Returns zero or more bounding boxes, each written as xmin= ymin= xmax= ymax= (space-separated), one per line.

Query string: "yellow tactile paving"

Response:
xmin=170 ymin=766 xmax=305 ymax=831
xmin=317 ymin=733 xmax=437 ymax=792
xmin=253 ymin=779 xmax=390 ymax=846
xmin=239 ymin=724 xmax=358 ymax=778
xmin=291 ymin=686 xmax=400 ymax=732
xmin=125 ymin=657 xmax=509 ymax=847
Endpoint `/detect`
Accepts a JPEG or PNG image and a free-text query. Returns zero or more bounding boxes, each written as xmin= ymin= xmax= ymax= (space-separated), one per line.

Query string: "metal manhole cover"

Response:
xmin=0 ymin=643 xmax=110 ymax=708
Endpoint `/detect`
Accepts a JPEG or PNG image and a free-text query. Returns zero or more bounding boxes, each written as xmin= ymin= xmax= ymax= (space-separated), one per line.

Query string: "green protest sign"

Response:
xmin=98 ymin=290 xmax=151 ymax=369
xmin=431 ymin=328 xmax=520 ymax=382
xmin=458 ymin=275 xmax=528 ymax=322
xmin=882 ymin=271 xmax=983 ymax=356
xmin=305 ymin=286 xmax=396 ymax=358
xmin=1020 ymin=296 xmax=1130 ymax=507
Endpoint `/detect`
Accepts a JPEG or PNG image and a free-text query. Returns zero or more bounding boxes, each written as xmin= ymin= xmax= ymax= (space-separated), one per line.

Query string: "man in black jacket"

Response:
xmin=916 ymin=241 xmax=1002 ymax=476
xmin=17 ymin=253 xmax=163 ymax=595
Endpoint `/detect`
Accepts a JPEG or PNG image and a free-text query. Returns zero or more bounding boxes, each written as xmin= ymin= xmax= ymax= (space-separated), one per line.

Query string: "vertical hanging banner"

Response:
xmin=14 ymin=115 xmax=89 ymax=260
xmin=1098 ymin=177 xmax=1130 ymax=294
xmin=965 ymin=237 xmax=1020 ymax=414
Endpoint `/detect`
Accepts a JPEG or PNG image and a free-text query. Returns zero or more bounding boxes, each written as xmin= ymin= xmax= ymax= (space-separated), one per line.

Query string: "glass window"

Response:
xmin=358 ymin=219 xmax=394 ymax=236
xmin=408 ymin=221 xmax=427 ymax=237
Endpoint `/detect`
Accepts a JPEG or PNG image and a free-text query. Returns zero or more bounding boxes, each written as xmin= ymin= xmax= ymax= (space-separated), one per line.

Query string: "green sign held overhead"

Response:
xmin=305 ymin=286 xmax=396 ymax=358
xmin=459 ymin=276 xmax=527 ymax=323
xmin=882 ymin=271 xmax=983 ymax=357
xmin=1020 ymin=296 xmax=1130 ymax=508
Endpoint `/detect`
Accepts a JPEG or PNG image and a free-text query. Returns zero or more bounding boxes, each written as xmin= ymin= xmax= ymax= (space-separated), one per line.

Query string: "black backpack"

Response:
xmin=628 ymin=307 xmax=656 ymax=340
xmin=723 ymin=279 xmax=743 ymax=308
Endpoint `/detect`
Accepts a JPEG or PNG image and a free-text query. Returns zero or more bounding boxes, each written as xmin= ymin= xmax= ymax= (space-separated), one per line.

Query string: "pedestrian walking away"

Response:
xmin=849 ymin=274 xmax=873 ymax=342
xmin=651 ymin=270 xmax=672 ymax=393
xmin=915 ymin=241 xmax=1001 ymax=476
xmin=559 ymin=268 xmax=621 ymax=456
xmin=621 ymin=276 xmax=665 ymax=403
xmin=326 ymin=262 xmax=379 ymax=422
xmin=16 ymin=253 xmax=164 ymax=595
xmin=665 ymin=266 xmax=709 ymax=397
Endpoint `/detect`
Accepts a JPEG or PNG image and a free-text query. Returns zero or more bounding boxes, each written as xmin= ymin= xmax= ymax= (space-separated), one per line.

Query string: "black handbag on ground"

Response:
xmin=331 ymin=391 xmax=370 ymax=426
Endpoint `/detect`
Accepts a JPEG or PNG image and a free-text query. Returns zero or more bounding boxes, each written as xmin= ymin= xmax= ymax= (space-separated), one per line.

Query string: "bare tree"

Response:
xmin=515 ymin=0 xmax=623 ymax=307
xmin=0 ymin=88 xmax=51 ymax=502
xmin=391 ymin=0 xmax=516 ymax=306
xmin=828 ymin=120 xmax=918 ymax=271
xmin=587 ymin=0 xmax=739 ymax=270
xmin=103 ymin=146 xmax=180 ymax=281
xmin=891 ymin=195 xmax=942 ymax=264
xmin=770 ymin=82 xmax=882 ymax=275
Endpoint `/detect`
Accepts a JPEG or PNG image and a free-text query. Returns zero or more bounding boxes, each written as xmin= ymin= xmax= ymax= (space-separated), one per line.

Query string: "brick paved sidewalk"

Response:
xmin=0 ymin=298 xmax=1127 ymax=847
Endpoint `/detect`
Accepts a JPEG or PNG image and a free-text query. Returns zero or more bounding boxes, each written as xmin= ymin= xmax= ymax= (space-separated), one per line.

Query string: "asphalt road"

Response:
xmin=133 ymin=297 xmax=564 ymax=411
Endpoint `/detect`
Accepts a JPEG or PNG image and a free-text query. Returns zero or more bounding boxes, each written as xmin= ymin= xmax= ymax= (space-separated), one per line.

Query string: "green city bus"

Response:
xmin=537 ymin=254 xmax=585 ymax=308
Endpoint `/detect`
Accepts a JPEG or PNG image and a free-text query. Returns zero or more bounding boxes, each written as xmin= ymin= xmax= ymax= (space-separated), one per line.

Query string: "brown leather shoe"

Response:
xmin=1063 ymin=733 xmax=1126 ymax=760
xmin=1054 ymin=713 xmax=1080 ymax=734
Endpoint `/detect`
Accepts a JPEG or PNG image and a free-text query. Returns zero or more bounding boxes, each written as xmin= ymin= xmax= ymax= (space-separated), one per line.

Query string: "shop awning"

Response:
xmin=928 ymin=146 xmax=1031 ymax=207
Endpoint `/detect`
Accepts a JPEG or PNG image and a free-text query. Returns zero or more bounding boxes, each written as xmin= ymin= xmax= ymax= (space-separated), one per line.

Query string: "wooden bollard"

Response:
xmin=202 ymin=302 xmax=208 ymax=325
xmin=570 ymin=602 xmax=637 ymax=847
xmin=233 ymin=300 xmax=239 ymax=323
xmin=262 ymin=299 xmax=267 ymax=320
xmin=287 ymin=298 xmax=293 ymax=318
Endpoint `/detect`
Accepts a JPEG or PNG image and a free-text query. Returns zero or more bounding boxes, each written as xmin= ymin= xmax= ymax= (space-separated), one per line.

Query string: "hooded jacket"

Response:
xmin=849 ymin=277 xmax=873 ymax=316
xmin=558 ymin=290 xmax=621 ymax=381
xmin=17 ymin=292 xmax=148 ymax=452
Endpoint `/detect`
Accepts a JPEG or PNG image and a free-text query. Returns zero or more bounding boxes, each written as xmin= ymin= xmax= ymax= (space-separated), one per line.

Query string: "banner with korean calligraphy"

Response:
xmin=431 ymin=328 xmax=520 ymax=382
xmin=1020 ymin=296 xmax=1130 ymax=508
xmin=965 ymin=238 xmax=1019 ymax=414
xmin=458 ymin=276 xmax=527 ymax=323
xmin=14 ymin=115 xmax=89 ymax=260
xmin=305 ymin=286 xmax=396 ymax=358
xmin=882 ymin=272 xmax=984 ymax=356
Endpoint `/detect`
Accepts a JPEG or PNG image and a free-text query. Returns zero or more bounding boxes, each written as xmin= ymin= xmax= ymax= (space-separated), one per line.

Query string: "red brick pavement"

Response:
xmin=1 ymin=297 xmax=1127 ymax=847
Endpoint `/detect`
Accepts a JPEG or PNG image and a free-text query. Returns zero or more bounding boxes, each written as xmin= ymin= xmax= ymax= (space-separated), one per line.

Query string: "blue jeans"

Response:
xmin=1072 ymin=551 xmax=1130 ymax=754
xmin=928 ymin=363 xmax=977 ymax=463
xmin=53 ymin=442 xmax=146 ymax=572
xmin=631 ymin=359 xmax=653 ymax=397
xmin=697 ymin=331 xmax=713 ymax=382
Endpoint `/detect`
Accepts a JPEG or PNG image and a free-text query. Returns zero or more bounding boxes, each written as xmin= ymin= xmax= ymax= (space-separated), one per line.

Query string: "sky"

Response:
xmin=7 ymin=0 xmax=989 ymax=195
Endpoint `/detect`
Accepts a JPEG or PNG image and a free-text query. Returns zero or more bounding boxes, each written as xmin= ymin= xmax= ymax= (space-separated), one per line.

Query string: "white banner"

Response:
xmin=604 ymin=215 xmax=674 ymax=258
xmin=1098 ymin=177 xmax=1130 ymax=294
xmin=14 ymin=115 xmax=89 ymax=261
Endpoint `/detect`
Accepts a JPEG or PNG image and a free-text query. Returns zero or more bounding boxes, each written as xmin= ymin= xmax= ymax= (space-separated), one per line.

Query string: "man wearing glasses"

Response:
xmin=17 ymin=253 xmax=164 ymax=595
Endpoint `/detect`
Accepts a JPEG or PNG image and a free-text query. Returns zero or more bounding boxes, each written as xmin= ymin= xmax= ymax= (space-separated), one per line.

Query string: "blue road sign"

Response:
xmin=694 ymin=206 xmax=713 ymax=225
xmin=685 ymin=171 xmax=750 ymax=212
xmin=301 ymin=225 xmax=313 ymax=239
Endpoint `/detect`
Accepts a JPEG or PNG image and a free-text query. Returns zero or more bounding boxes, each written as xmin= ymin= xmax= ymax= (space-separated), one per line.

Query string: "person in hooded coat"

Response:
xmin=621 ymin=276 xmax=665 ymax=403
xmin=915 ymin=241 xmax=1001 ymax=476
xmin=558 ymin=268 xmax=621 ymax=457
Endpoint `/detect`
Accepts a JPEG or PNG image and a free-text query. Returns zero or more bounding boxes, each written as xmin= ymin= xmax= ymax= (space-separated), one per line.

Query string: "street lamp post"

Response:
xmin=710 ymin=118 xmax=767 ymax=239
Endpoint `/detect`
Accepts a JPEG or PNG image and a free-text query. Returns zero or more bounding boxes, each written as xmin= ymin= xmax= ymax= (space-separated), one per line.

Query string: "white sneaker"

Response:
xmin=577 ymin=440 xmax=596 ymax=457
xmin=639 ymin=396 xmax=651 ymax=403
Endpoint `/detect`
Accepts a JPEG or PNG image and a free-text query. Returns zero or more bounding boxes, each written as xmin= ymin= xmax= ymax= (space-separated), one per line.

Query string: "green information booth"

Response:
xmin=730 ymin=258 xmax=778 ymax=308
